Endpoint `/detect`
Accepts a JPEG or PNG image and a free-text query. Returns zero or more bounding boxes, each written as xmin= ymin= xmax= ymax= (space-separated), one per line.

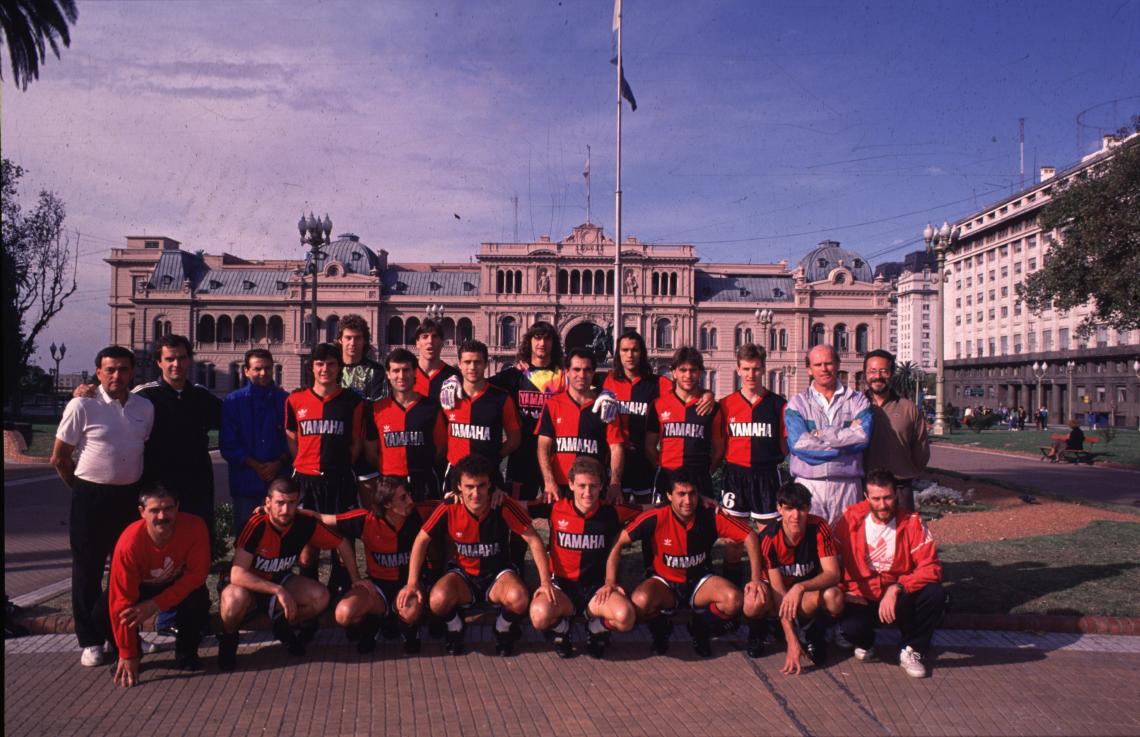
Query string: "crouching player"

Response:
xmin=755 ymin=481 xmax=844 ymax=674
xmin=298 ymin=475 xmax=438 ymax=654
xmin=398 ymin=454 xmax=554 ymax=656
xmin=605 ymin=468 xmax=766 ymax=657
xmin=528 ymin=457 xmax=639 ymax=659
xmin=217 ymin=478 xmax=367 ymax=671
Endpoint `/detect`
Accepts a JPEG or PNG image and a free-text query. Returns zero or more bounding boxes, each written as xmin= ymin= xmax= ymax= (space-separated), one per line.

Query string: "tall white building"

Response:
xmin=894 ymin=268 xmax=938 ymax=373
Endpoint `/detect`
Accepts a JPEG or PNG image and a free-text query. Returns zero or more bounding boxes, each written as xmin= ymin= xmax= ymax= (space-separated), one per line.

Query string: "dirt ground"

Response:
xmin=921 ymin=471 xmax=1139 ymax=544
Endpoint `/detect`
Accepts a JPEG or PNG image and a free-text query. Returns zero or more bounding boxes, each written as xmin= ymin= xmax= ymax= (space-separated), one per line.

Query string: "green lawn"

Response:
xmin=932 ymin=427 xmax=1140 ymax=468
xmin=939 ymin=520 xmax=1140 ymax=617
xmin=21 ymin=422 xmax=219 ymax=458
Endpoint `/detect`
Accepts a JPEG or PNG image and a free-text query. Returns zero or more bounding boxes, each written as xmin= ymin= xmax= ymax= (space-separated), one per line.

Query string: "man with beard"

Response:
xmin=862 ymin=350 xmax=929 ymax=511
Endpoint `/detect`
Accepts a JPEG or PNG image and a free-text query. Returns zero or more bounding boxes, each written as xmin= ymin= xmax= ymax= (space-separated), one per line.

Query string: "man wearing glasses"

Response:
xmin=861 ymin=350 xmax=929 ymax=511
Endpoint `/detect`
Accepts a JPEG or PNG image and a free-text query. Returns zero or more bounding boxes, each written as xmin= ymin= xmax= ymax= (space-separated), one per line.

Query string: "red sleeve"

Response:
xmin=657 ymin=375 xmax=673 ymax=395
xmin=616 ymin=503 xmax=642 ymax=524
xmin=606 ymin=415 xmax=627 ymax=445
xmin=715 ymin=510 xmax=752 ymax=542
xmin=237 ymin=515 xmax=267 ymax=555
xmin=502 ymin=396 xmax=521 ymax=433
xmin=415 ymin=501 xmax=441 ymax=517
xmin=898 ymin=516 xmax=942 ymax=593
xmin=536 ymin=403 xmax=555 ymax=438
xmin=108 ymin=528 xmax=143 ymax=658
xmin=501 ymin=497 xmax=534 ymax=535
xmin=308 ymin=520 xmax=345 ymax=550
xmin=432 ymin=411 xmax=447 ymax=450
xmin=151 ymin=516 xmax=210 ymax=612
xmin=334 ymin=509 xmax=368 ymax=539
xmin=625 ymin=508 xmax=658 ymax=542
xmin=285 ymin=396 xmax=298 ymax=433
xmin=815 ymin=521 xmax=838 ymax=559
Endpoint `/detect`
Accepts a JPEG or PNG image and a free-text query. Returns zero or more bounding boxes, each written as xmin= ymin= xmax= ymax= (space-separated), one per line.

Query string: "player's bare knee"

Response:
xmin=823 ymin=586 xmax=844 ymax=616
xmin=610 ymin=599 xmax=636 ymax=632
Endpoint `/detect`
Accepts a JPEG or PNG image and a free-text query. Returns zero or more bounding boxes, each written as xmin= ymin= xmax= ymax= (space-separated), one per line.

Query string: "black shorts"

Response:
xmin=653 ymin=466 xmax=715 ymax=503
xmin=720 ymin=464 xmax=783 ymax=520
xmin=244 ymin=573 xmax=294 ymax=621
xmin=552 ymin=577 xmax=601 ymax=617
xmin=622 ymin=451 xmax=656 ymax=498
xmin=366 ymin=577 xmax=404 ymax=612
xmin=651 ymin=572 xmax=716 ymax=613
xmin=296 ymin=471 xmax=358 ymax=515
xmin=446 ymin=563 xmax=521 ymax=605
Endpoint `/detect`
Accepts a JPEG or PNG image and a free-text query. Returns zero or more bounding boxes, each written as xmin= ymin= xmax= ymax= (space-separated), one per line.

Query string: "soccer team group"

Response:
xmin=52 ymin=315 xmax=944 ymax=689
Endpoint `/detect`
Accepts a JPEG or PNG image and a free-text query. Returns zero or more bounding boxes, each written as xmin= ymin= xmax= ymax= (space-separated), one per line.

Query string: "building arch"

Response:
xmin=855 ymin=324 xmax=869 ymax=355
xmin=197 ymin=315 xmax=215 ymax=343
xmin=833 ymin=323 xmax=849 ymax=353
xmin=655 ymin=318 xmax=673 ymax=350
xmin=234 ymin=315 xmax=250 ymax=344
xmin=440 ymin=317 xmax=456 ymax=344
xmin=216 ymin=315 xmax=233 ymax=343
xmin=810 ymin=323 xmax=825 ymax=348
xmin=268 ymin=316 xmax=284 ymax=344
xmin=500 ymin=316 xmax=518 ymax=348
xmin=456 ymin=317 xmax=474 ymax=344
xmin=734 ymin=324 xmax=753 ymax=348
xmin=387 ymin=317 xmax=403 ymax=346
xmin=325 ymin=314 xmax=340 ymax=343
xmin=251 ymin=315 xmax=267 ymax=343
xmin=403 ymin=317 xmax=420 ymax=345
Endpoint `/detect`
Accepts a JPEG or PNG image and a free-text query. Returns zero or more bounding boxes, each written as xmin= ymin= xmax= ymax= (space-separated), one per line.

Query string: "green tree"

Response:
xmin=0 ymin=0 xmax=78 ymax=89
xmin=1017 ymin=127 xmax=1140 ymax=336
xmin=2 ymin=158 xmax=78 ymax=415
xmin=892 ymin=361 xmax=916 ymax=399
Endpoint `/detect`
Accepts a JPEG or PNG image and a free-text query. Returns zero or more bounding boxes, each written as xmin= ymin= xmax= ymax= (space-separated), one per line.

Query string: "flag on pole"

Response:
xmin=583 ymin=146 xmax=591 ymax=179
xmin=611 ymin=0 xmax=637 ymax=111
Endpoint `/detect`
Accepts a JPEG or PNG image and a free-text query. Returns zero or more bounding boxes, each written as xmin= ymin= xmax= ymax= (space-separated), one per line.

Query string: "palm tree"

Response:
xmin=893 ymin=361 xmax=917 ymax=399
xmin=0 ymin=0 xmax=78 ymax=90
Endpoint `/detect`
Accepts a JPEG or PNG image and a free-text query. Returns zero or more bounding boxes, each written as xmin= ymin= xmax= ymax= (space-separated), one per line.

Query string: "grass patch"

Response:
xmin=940 ymin=520 xmax=1140 ymax=617
xmin=21 ymin=422 xmax=220 ymax=457
xmin=932 ymin=428 xmax=1140 ymax=468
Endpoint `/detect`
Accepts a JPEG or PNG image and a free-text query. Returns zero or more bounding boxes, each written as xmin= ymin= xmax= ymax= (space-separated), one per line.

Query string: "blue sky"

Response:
xmin=3 ymin=0 xmax=1138 ymax=371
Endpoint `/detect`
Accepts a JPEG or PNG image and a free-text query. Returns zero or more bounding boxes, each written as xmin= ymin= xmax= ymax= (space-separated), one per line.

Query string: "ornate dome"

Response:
xmin=798 ymin=240 xmax=874 ymax=283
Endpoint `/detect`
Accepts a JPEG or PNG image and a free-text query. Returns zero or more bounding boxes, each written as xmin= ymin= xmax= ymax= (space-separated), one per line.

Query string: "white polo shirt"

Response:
xmin=56 ymin=385 xmax=154 ymax=486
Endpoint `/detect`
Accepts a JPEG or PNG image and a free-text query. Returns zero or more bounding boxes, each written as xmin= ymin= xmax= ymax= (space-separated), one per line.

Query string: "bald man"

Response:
xmin=783 ymin=345 xmax=872 ymax=525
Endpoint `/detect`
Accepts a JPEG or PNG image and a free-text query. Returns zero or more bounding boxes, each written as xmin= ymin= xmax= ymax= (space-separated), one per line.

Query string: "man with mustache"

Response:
xmin=861 ymin=350 xmax=929 ymax=511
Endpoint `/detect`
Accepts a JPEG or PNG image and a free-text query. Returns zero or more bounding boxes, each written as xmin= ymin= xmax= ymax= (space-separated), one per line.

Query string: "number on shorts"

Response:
xmin=721 ymin=492 xmax=736 ymax=509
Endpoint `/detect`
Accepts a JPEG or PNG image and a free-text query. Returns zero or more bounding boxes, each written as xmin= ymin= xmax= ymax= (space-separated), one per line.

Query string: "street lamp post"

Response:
xmin=298 ymin=213 xmax=332 ymax=351
xmin=425 ymin=304 xmax=445 ymax=321
xmin=755 ymin=307 xmax=773 ymax=351
xmin=49 ymin=342 xmax=66 ymax=411
xmin=1066 ymin=359 xmax=1076 ymax=423
xmin=923 ymin=221 xmax=957 ymax=436
xmin=1032 ymin=361 xmax=1048 ymax=428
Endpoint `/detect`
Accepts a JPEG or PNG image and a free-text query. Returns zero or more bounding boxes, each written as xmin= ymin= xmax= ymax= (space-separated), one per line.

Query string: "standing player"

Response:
xmin=536 ymin=347 xmax=624 ymax=503
xmin=645 ymin=347 xmax=726 ymax=501
xmin=439 ymin=340 xmax=521 ymax=483
xmin=528 ymin=457 xmax=639 ymax=659
xmin=297 ymin=476 xmax=437 ymax=655
xmin=397 ymin=454 xmax=554 ymax=657
xmin=596 ymin=330 xmax=715 ymax=504
xmin=756 ymin=481 xmax=845 ymax=674
xmin=718 ymin=343 xmax=787 ymax=584
xmin=285 ymin=342 xmax=366 ymax=594
xmin=218 ymin=478 xmax=366 ymax=670
xmin=413 ymin=319 xmax=461 ymax=399
xmin=605 ymin=468 xmax=767 ymax=657
xmin=365 ymin=348 xmax=447 ymax=501
xmin=489 ymin=321 xmax=564 ymax=501
xmin=338 ymin=314 xmax=387 ymax=507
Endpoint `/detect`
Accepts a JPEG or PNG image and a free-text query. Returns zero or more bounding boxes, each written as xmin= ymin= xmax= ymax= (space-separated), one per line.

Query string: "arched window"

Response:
xmin=855 ymin=324 xmax=869 ymax=355
xmin=153 ymin=317 xmax=171 ymax=341
xmin=325 ymin=314 xmax=339 ymax=343
xmin=570 ymin=270 xmax=581 ymax=295
xmin=699 ymin=325 xmax=711 ymax=351
xmin=514 ymin=270 xmax=523 ymax=293
xmin=669 ymin=272 xmax=678 ymax=296
xmin=196 ymin=362 xmax=216 ymax=389
xmin=779 ymin=329 xmax=788 ymax=352
xmin=268 ymin=316 xmax=284 ymax=344
xmin=197 ymin=315 xmax=215 ymax=343
xmin=582 ymin=270 xmax=593 ymax=295
xmin=655 ymin=318 xmax=672 ymax=350
xmin=233 ymin=315 xmax=250 ymax=343
xmin=404 ymin=317 xmax=420 ymax=345
xmin=440 ymin=317 xmax=456 ymax=345
xmin=457 ymin=317 xmax=474 ymax=344
xmin=558 ymin=269 xmax=568 ymax=294
xmin=652 ymin=272 xmax=660 ymax=296
xmin=734 ymin=325 xmax=753 ymax=348
xmin=833 ymin=323 xmax=849 ymax=353
xmin=606 ymin=269 xmax=615 ymax=295
xmin=595 ymin=270 xmax=605 ymax=295
xmin=501 ymin=316 xmax=518 ymax=348
xmin=710 ymin=328 xmax=718 ymax=350
xmin=216 ymin=315 xmax=233 ymax=343
xmin=387 ymin=317 xmax=403 ymax=346
xmin=496 ymin=270 xmax=505 ymax=294
xmin=769 ymin=328 xmax=778 ymax=352
xmin=251 ymin=315 xmax=267 ymax=343
xmin=810 ymin=323 xmax=825 ymax=348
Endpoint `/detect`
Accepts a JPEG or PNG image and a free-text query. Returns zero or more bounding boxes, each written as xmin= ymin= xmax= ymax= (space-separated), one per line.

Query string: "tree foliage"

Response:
xmin=0 ymin=0 xmax=78 ymax=89
xmin=1017 ymin=126 xmax=1140 ymax=337
xmin=2 ymin=158 xmax=79 ymax=410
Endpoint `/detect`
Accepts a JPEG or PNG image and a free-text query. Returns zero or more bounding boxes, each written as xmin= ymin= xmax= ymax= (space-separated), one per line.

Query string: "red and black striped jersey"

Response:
xmin=367 ymin=395 xmax=447 ymax=476
xmin=443 ymin=385 xmax=520 ymax=466
xmin=491 ymin=365 xmax=564 ymax=485
xmin=332 ymin=502 xmax=439 ymax=581
xmin=529 ymin=499 xmax=640 ymax=588
xmin=597 ymin=372 xmax=672 ymax=453
xmin=759 ymin=515 xmax=837 ymax=584
xmin=625 ymin=505 xmax=752 ymax=585
xmin=285 ymin=388 xmax=365 ymax=475
xmin=721 ymin=390 xmax=787 ymax=468
xmin=647 ymin=390 xmax=726 ymax=470
xmin=415 ymin=362 xmax=461 ymax=400
xmin=535 ymin=392 xmax=627 ymax=484
xmin=236 ymin=512 xmax=343 ymax=583
xmin=422 ymin=497 xmax=533 ymax=577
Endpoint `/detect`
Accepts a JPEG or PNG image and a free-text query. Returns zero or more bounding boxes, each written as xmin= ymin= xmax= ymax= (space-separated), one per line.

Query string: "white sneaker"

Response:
xmin=853 ymin=647 xmax=872 ymax=662
xmin=139 ymin=638 xmax=161 ymax=655
xmin=898 ymin=646 xmax=927 ymax=678
xmin=80 ymin=645 xmax=105 ymax=667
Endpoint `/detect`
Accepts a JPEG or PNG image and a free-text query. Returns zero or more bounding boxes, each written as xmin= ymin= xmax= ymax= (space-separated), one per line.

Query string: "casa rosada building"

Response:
xmin=106 ymin=223 xmax=892 ymax=397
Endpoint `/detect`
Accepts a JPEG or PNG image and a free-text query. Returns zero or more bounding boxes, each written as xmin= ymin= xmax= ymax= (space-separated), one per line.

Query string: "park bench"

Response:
xmin=1038 ymin=435 xmax=1100 ymax=464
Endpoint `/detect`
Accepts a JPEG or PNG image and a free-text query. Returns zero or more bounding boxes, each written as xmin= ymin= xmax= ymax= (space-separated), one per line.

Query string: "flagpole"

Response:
xmin=586 ymin=145 xmax=592 ymax=225
xmin=613 ymin=0 xmax=623 ymax=352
